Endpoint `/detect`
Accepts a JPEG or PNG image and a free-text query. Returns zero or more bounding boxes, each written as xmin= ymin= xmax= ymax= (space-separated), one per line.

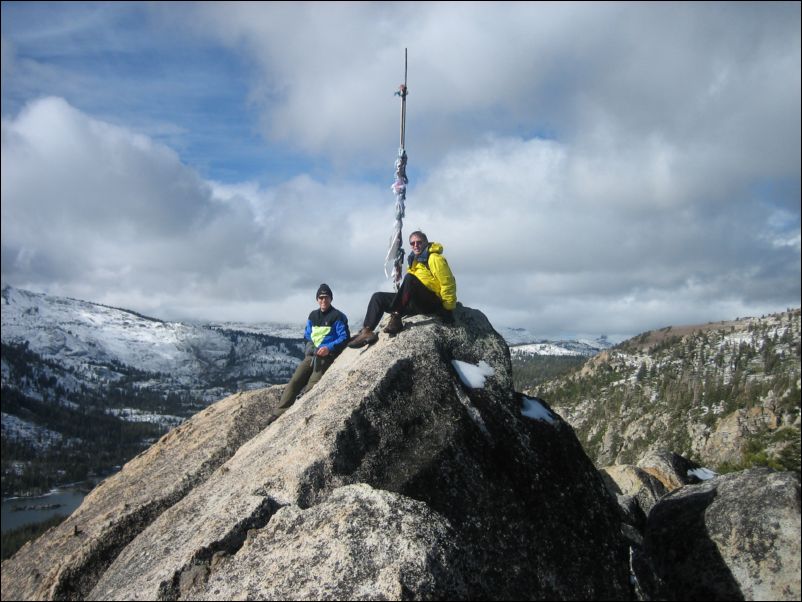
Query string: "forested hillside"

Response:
xmin=526 ymin=310 xmax=801 ymax=473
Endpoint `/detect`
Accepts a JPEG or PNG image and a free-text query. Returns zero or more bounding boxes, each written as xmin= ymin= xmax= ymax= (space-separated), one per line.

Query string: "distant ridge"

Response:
xmin=1 ymin=286 xmax=306 ymax=497
xmin=1 ymin=286 xmax=304 ymax=400
xmin=539 ymin=308 xmax=801 ymax=472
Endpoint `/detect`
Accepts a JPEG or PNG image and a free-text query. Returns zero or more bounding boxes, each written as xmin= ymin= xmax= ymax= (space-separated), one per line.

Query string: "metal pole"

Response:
xmin=400 ymin=48 xmax=408 ymax=149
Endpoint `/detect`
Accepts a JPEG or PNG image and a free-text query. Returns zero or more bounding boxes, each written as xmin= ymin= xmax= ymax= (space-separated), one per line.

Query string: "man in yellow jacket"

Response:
xmin=349 ymin=230 xmax=457 ymax=348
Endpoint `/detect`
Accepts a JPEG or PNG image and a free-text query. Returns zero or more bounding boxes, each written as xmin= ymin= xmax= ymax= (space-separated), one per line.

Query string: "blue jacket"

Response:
xmin=304 ymin=307 xmax=350 ymax=355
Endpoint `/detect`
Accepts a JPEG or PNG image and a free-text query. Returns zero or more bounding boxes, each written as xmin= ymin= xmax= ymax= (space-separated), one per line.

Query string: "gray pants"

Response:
xmin=275 ymin=354 xmax=333 ymax=417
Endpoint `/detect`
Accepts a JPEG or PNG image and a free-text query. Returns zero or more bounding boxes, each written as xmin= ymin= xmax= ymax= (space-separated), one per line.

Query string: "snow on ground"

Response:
xmin=451 ymin=360 xmax=495 ymax=388
xmin=106 ymin=408 xmax=184 ymax=428
xmin=688 ymin=467 xmax=718 ymax=481
xmin=511 ymin=343 xmax=585 ymax=357
xmin=1 ymin=412 xmax=68 ymax=450
xmin=521 ymin=397 xmax=558 ymax=425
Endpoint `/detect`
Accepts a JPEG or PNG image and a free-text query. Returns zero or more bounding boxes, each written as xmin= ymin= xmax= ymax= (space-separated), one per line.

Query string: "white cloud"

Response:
xmin=0 ymin=97 xmax=393 ymax=323
xmin=2 ymin=100 xmax=237 ymax=292
xmin=1 ymin=3 xmax=799 ymax=338
xmin=177 ymin=3 xmax=801 ymax=171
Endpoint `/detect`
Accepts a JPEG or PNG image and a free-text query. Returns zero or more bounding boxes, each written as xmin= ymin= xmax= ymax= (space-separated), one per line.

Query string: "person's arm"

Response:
xmin=429 ymin=254 xmax=457 ymax=310
xmin=329 ymin=317 xmax=350 ymax=351
xmin=303 ymin=319 xmax=317 ymax=354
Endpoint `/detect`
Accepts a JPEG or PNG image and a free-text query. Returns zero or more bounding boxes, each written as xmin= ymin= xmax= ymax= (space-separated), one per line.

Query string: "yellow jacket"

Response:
xmin=407 ymin=242 xmax=457 ymax=310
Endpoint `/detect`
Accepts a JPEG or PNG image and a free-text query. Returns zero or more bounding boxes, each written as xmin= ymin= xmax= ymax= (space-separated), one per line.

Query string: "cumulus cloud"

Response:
xmin=1 ymin=2 xmax=799 ymax=338
xmin=0 ymin=97 xmax=395 ymax=323
xmin=410 ymin=133 xmax=800 ymax=333
xmin=2 ymin=98 xmax=246 ymax=298
xmin=180 ymin=3 xmax=800 ymax=172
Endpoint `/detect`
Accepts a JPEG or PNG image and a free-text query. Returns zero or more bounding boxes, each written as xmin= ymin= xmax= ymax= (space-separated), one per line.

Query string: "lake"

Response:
xmin=2 ymin=486 xmax=88 ymax=533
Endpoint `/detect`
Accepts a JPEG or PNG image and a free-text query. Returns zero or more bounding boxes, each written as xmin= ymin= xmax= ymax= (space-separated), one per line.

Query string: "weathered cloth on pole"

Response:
xmin=385 ymin=76 xmax=408 ymax=290
xmin=384 ymin=147 xmax=407 ymax=288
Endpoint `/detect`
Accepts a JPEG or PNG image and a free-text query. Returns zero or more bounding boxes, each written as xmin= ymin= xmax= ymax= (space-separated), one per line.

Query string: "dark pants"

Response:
xmin=276 ymin=354 xmax=333 ymax=416
xmin=363 ymin=273 xmax=442 ymax=330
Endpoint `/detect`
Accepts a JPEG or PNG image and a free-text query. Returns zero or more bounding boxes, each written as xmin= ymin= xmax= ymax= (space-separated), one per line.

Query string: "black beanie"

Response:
xmin=316 ymin=283 xmax=333 ymax=299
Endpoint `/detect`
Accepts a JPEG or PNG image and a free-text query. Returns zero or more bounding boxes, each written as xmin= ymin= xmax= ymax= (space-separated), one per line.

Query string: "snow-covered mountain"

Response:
xmin=509 ymin=340 xmax=612 ymax=357
xmin=1 ymin=287 xmax=305 ymax=405
xmin=498 ymin=324 xmax=614 ymax=357
xmin=1 ymin=286 xmax=308 ymax=496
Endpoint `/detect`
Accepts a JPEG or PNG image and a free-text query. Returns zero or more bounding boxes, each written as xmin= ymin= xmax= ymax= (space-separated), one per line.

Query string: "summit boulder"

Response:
xmin=2 ymin=306 xmax=631 ymax=601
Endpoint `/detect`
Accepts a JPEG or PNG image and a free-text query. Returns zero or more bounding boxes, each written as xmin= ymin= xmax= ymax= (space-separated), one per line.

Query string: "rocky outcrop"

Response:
xmin=636 ymin=449 xmax=704 ymax=492
xmin=698 ymin=407 xmax=781 ymax=466
xmin=634 ymin=468 xmax=801 ymax=601
xmin=598 ymin=451 xmax=802 ymax=601
xmin=183 ymin=483 xmax=463 ymax=600
xmin=600 ymin=465 xmax=667 ymax=530
xmin=0 ymin=386 xmax=282 ymax=601
xmin=1 ymin=306 xmax=632 ymax=601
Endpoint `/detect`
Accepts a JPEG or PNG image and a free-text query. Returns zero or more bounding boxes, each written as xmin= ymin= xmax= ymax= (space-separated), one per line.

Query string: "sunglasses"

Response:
xmin=317 ymin=295 xmax=331 ymax=300
xmin=409 ymin=240 xmax=426 ymax=247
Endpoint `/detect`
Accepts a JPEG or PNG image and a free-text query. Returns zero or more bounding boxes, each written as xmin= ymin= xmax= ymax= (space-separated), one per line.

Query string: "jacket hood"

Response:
xmin=409 ymin=242 xmax=444 ymax=267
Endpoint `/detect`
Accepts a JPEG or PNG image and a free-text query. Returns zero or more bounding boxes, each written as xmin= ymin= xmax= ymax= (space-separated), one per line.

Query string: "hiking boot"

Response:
xmin=383 ymin=313 xmax=404 ymax=334
xmin=348 ymin=327 xmax=378 ymax=348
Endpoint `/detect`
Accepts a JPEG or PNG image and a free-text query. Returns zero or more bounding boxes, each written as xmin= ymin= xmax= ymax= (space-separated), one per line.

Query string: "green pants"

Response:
xmin=275 ymin=354 xmax=333 ymax=417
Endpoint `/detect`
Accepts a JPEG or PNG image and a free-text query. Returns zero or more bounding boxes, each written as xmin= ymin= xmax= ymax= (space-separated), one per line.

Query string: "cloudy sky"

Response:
xmin=2 ymin=2 xmax=800 ymax=340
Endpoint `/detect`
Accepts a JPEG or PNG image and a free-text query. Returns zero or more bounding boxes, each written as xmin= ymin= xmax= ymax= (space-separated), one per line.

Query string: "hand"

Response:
xmin=316 ymin=346 xmax=330 ymax=357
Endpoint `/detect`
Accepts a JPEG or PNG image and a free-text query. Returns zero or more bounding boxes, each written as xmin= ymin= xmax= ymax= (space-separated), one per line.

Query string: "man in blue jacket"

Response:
xmin=267 ymin=283 xmax=350 ymax=424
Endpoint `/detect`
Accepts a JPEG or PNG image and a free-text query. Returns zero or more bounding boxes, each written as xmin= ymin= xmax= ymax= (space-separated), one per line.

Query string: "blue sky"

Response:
xmin=2 ymin=1 xmax=800 ymax=339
